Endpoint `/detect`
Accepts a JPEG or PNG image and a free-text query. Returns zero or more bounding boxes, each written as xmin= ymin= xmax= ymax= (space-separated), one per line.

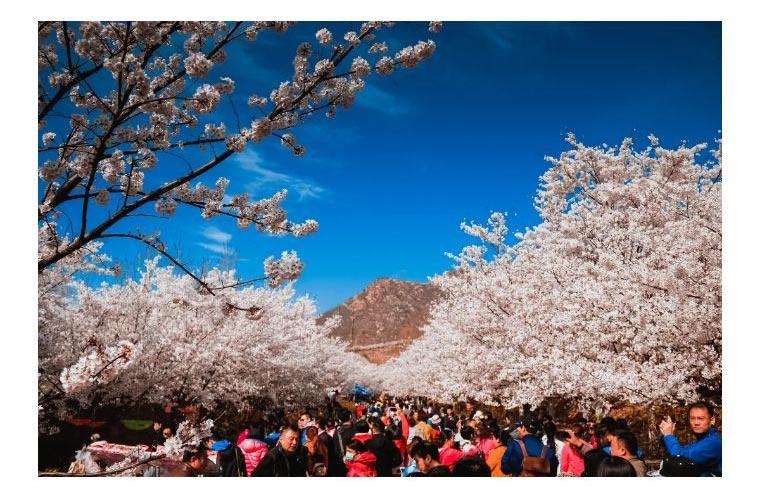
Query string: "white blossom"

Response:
xmin=428 ymin=21 xmax=443 ymax=33
xmin=344 ymin=31 xmax=360 ymax=47
xmin=351 ymin=57 xmax=371 ymax=78
xmin=191 ymin=84 xmax=220 ymax=114
xmin=184 ymin=52 xmax=213 ymax=78
xmin=264 ymin=250 xmax=304 ymax=287
xmin=375 ymin=56 xmax=394 ymax=75
xmin=315 ymin=28 xmax=332 ymax=45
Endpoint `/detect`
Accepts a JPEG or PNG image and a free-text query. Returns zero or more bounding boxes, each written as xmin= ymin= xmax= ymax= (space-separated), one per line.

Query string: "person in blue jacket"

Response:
xmin=501 ymin=417 xmax=558 ymax=476
xmin=659 ymin=401 xmax=721 ymax=476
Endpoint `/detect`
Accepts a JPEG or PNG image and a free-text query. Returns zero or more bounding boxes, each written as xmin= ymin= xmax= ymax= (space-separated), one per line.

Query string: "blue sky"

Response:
xmin=40 ymin=21 xmax=721 ymax=312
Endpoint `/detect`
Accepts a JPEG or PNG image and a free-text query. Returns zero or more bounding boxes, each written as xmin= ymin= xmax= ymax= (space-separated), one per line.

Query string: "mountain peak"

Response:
xmin=319 ymin=278 xmax=443 ymax=363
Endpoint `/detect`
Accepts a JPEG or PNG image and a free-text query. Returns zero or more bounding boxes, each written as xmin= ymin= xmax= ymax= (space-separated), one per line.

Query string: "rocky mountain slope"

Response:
xmin=318 ymin=278 xmax=443 ymax=363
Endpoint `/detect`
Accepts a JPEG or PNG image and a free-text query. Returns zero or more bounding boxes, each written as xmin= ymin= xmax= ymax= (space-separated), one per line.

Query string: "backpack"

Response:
xmin=516 ymin=439 xmax=551 ymax=477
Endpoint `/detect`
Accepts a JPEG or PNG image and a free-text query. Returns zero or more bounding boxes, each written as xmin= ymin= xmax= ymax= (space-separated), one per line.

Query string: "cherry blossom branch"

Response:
xmin=91 ymin=352 xmax=130 ymax=380
xmin=98 ymin=233 xmax=215 ymax=295
xmin=39 ymin=453 xmax=167 ymax=477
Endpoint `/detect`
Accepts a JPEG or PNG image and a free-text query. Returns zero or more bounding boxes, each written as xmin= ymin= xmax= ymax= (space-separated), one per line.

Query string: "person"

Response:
xmin=482 ymin=411 xmax=500 ymax=438
xmin=252 ymin=425 xmax=308 ymax=477
xmin=413 ymin=410 xmax=434 ymax=442
xmin=543 ymin=419 xmax=565 ymax=476
xmin=452 ymin=456 xmax=491 ymax=477
xmin=211 ymin=431 xmax=247 ymax=477
xmin=150 ymin=421 xmax=165 ymax=448
xmin=464 ymin=401 xmax=475 ymax=419
xmin=334 ymin=409 xmax=356 ymax=458
xmin=560 ymin=424 xmax=586 ymax=476
xmin=395 ymin=405 xmax=411 ymax=441
xmin=475 ymin=424 xmax=496 ymax=458
xmin=429 ymin=414 xmax=443 ymax=444
xmin=442 ymin=407 xmax=457 ymax=431
xmin=315 ymin=417 xmax=342 ymax=477
xmin=580 ymin=448 xmax=608 ymax=477
xmin=659 ymin=401 xmax=721 ymax=476
xmin=344 ymin=440 xmax=377 ymax=476
xmin=298 ymin=412 xmax=313 ymax=431
xmin=352 ymin=419 xmax=373 ymax=443
xmin=236 ymin=426 xmax=251 ymax=446
xmin=610 ymin=429 xmax=647 ymax=477
xmin=410 ymin=441 xmax=450 ymax=476
xmin=501 ymin=418 xmax=558 ymax=477
xmin=595 ymin=456 xmax=637 ymax=477
xmin=385 ymin=423 xmax=408 ymax=472
xmin=326 ymin=388 xmax=338 ymax=420
xmin=439 ymin=428 xmax=465 ymax=471
xmin=486 ymin=428 xmax=510 ymax=477
xmin=303 ymin=425 xmax=329 ymax=476
xmin=238 ymin=425 xmax=269 ymax=476
xmin=180 ymin=446 xmax=209 ymax=477
xmin=365 ymin=418 xmax=401 ymax=476
xmin=459 ymin=425 xmax=478 ymax=456
xmin=401 ymin=436 xmax=423 ymax=476
xmin=298 ymin=412 xmax=314 ymax=445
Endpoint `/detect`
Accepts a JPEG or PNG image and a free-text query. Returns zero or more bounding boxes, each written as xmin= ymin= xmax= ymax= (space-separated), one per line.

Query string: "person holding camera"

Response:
xmin=658 ymin=401 xmax=721 ymax=476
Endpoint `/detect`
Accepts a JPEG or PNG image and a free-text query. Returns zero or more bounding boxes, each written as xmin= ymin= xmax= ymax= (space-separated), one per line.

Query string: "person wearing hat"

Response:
xmin=659 ymin=401 xmax=721 ymax=476
xmin=501 ymin=418 xmax=558 ymax=477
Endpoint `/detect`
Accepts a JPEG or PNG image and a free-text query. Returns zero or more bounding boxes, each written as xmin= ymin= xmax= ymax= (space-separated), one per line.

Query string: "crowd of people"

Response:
xmin=100 ymin=396 xmax=722 ymax=477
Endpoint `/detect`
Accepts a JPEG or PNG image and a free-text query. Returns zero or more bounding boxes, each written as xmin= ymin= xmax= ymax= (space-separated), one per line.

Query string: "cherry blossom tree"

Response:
xmin=39 ymin=252 xmax=372 ymax=429
xmin=38 ymin=21 xmax=440 ymax=291
xmin=378 ymin=135 xmax=722 ymax=411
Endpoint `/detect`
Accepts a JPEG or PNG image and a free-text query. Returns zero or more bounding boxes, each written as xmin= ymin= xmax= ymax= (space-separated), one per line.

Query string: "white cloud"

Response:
xmin=197 ymin=241 xmax=231 ymax=255
xmin=235 ymin=149 xmax=328 ymax=201
xmin=201 ymin=226 xmax=232 ymax=244
xmin=197 ymin=226 xmax=233 ymax=256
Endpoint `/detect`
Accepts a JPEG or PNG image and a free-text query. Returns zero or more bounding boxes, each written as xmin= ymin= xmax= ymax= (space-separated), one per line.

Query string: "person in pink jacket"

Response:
xmin=560 ymin=425 xmax=587 ymax=477
xmin=476 ymin=426 xmax=497 ymax=458
xmin=238 ymin=432 xmax=269 ymax=476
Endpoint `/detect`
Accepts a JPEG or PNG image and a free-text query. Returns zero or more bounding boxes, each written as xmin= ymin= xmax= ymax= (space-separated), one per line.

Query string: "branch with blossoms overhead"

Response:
xmin=38 ymin=21 xmax=442 ymax=290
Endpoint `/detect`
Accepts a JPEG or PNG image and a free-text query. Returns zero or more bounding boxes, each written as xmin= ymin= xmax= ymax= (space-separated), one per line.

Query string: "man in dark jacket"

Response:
xmin=441 ymin=407 xmax=457 ymax=431
xmin=501 ymin=418 xmax=558 ymax=476
xmin=316 ymin=417 xmax=344 ymax=477
xmin=334 ymin=410 xmax=356 ymax=457
xmin=365 ymin=418 xmax=401 ymax=477
xmin=253 ymin=425 xmax=308 ymax=477
xmin=410 ymin=441 xmax=450 ymax=476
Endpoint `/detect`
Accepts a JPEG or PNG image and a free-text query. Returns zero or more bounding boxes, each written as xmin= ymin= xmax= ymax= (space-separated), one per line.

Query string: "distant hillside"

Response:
xmin=318 ymin=278 xmax=443 ymax=363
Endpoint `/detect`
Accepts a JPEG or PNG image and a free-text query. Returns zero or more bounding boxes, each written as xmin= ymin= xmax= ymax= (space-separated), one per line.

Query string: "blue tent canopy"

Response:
xmin=352 ymin=384 xmax=372 ymax=399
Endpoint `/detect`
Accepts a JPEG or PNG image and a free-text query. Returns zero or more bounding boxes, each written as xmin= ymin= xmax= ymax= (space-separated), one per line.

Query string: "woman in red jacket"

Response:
xmin=345 ymin=441 xmax=377 ymax=477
